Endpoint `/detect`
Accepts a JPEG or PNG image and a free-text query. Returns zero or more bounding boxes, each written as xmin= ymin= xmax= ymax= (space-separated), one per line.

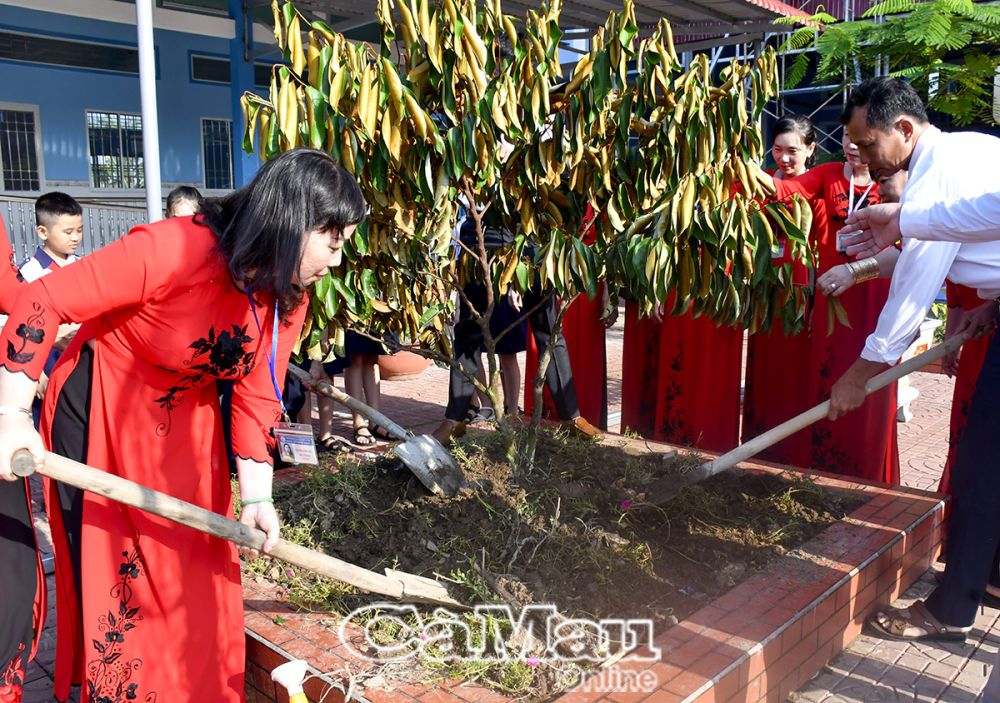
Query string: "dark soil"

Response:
xmin=263 ymin=426 xmax=867 ymax=627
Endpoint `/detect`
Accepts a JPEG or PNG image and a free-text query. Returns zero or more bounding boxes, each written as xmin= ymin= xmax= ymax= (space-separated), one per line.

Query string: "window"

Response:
xmin=191 ymin=55 xmax=229 ymax=84
xmin=201 ymin=119 xmax=233 ymax=190
xmin=87 ymin=111 xmax=144 ymax=189
xmin=0 ymin=109 xmax=41 ymax=191
xmin=189 ymin=53 xmax=277 ymax=90
xmin=0 ymin=30 xmax=138 ymax=75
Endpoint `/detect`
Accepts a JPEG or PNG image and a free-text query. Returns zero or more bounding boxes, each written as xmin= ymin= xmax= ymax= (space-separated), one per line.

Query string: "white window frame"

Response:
xmin=0 ymin=102 xmax=46 ymax=193
xmin=84 ymin=108 xmax=145 ymax=192
xmin=200 ymin=117 xmax=234 ymax=191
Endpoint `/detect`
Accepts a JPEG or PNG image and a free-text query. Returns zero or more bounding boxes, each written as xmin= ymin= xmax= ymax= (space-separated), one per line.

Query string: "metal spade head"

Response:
xmin=392 ymin=434 xmax=466 ymax=497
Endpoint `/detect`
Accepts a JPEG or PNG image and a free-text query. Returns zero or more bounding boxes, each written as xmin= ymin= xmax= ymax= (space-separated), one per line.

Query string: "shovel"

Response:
xmin=11 ymin=449 xmax=465 ymax=608
xmin=644 ymin=333 xmax=968 ymax=506
xmin=287 ymin=364 xmax=466 ymax=497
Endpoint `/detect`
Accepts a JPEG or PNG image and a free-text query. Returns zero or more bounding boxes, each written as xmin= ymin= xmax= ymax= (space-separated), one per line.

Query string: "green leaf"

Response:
xmin=281 ymin=2 xmax=296 ymax=28
xmin=778 ymin=27 xmax=817 ymax=54
xmin=324 ymin=278 xmax=340 ymax=317
xmin=304 ymin=86 xmax=326 ymax=148
xmin=514 ymin=261 xmax=530 ymax=291
xmin=591 ymin=51 xmax=613 ymax=103
xmin=330 ymin=276 xmax=356 ymax=309
xmin=447 ymin=126 xmax=464 ymax=178
xmin=360 ymin=269 xmax=379 ymax=302
xmin=418 ymin=303 xmax=446 ymax=330
xmin=370 ymin=146 xmax=389 ymax=193
xmin=353 ymin=218 xmax=369 ymax=256
xmin=862 ymin=0 xmax=917 ymax=19
xmin=463 ymin=115 xmax=477 ymax=170
xmin=784 ymin=52 xmax=811 ymax=90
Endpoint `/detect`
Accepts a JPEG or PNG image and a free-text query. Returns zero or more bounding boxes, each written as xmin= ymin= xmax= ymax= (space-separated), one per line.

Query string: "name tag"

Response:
xmin=273 ymin=422 xmax=318 ymax=465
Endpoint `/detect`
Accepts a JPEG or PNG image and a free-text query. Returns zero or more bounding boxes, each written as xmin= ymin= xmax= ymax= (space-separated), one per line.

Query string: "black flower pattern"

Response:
xmin=86 ymin=549 xmax=157 ymax=703
xmin=5 ymin=303 xmax=46 ymax=366
xmin=154 ymin=325 xmax=256 ymax=436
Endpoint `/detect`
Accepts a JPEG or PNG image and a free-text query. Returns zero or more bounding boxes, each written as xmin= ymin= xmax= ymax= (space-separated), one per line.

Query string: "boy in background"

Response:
xmin=22 ymin=192 xmax=84 ymax=421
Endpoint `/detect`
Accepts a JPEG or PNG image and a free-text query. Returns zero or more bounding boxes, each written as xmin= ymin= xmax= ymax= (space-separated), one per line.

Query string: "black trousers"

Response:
xmin=50 ymin=345 xmax=94 ymax=608
xmin=445 ymin=282 xmax=579 ymax=422
xmin=926 ymin=332 xmax=1000 ymax=627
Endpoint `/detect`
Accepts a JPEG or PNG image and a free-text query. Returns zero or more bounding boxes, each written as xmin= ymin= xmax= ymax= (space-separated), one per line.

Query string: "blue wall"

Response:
xmin=0 ymin=6 xmax=266 ymax=189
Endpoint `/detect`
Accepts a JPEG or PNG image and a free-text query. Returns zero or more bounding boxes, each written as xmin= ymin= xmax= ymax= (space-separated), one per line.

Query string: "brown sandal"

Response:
xmin=353 ymin=426 xmax=377 ymax=446
xmin=867 ymin=601 xmax=969 ymax=643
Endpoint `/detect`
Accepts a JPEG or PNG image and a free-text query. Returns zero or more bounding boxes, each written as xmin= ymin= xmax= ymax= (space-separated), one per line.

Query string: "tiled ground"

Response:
xmin=20 ymin=314 xmax=998 ymax=702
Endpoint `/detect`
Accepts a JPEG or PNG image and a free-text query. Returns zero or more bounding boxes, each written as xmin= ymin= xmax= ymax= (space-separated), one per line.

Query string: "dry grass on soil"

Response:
xmin=242 ymin=426 xmax=867 ymax=701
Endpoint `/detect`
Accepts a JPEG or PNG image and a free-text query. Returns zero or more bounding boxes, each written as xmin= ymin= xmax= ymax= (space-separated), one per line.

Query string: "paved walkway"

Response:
xmin=19 ymin=315 xmax=998 ymax=701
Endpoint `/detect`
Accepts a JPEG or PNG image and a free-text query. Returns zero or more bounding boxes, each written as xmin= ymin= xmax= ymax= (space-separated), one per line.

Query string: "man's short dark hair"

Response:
xmin=840 ymin=77 xmax=929 ymax=130
xmin=35 ymin=192 xmax=82 ymax=228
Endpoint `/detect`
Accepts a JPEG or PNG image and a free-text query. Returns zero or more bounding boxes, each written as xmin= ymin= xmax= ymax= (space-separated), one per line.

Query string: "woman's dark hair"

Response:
xmin=771 ymin=115 xmax=818 ymax=168
xmin=840 ymin=77 xmax=928 ymax=131
xmin=197 ymin=147 xmax=366 ymax=320
xmin=166 ymin=185 xmax=204 ymax=216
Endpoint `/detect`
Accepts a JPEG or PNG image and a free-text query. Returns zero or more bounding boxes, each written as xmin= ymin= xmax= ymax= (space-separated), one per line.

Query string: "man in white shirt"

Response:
xmin=825 ymin=78 xmax=1000 ymax=660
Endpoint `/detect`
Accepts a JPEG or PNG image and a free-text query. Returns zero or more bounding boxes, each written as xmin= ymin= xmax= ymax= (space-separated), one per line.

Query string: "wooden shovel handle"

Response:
xmin=649 ymin=333 xmax=969 ymax=503
xmin=286 ymin=364 xmax=410 ymax=441
xmin=10 ymin=449 xmax=461 ymax=606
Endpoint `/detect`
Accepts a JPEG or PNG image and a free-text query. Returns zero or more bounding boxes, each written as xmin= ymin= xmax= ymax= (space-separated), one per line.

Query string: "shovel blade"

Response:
xmin=392 ymin=435 xmax=465 ymax=497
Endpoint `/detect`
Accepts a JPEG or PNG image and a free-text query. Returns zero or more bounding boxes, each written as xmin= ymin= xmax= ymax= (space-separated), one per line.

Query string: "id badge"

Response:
xmin=771 ymin=240 xmax=785 ymax=259
xmin=273 ymin=422 xmax=318 ymax=465
xmin=837 ymin=229 xmax=861 ymax=253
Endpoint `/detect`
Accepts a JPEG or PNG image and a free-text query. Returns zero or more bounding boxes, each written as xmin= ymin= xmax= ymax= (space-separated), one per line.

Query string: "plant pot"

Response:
xmin=377 ymin=350 xmax=431 ymax=381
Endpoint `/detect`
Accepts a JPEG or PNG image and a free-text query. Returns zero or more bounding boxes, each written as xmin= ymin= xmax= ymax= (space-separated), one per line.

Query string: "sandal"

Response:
xmin=468 ymin=407 xmax=496 ymax=424
xmin=867 ymin=601 xmax=969 ymax=643
xmin=353 ymin=426 xmax=377 ymax=446
xmin=318 ymin=434 xmax=350 ymax=454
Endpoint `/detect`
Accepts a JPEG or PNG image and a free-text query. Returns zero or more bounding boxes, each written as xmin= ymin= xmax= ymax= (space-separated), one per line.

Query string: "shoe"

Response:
xmin=866 ymin=601 xmax=969 ymax=643
xmin=432 ymin=420 xmax=467 ymax=445
xmin=563 ymin=416 xmax=603 ymax=439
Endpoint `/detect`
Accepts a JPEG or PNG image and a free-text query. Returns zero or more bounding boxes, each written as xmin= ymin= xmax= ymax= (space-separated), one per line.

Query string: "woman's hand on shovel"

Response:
xmin=238 ymin=501 xmax=281 ymax=559
xmin=0 ymin=413 xmax=44 ymax=482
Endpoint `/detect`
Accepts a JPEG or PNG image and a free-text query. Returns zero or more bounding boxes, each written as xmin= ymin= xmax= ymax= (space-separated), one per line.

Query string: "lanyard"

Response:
xmin=848 ymin=172 xmax=875 ymax=219
xmin=247 ymin=290 xmax=287 ymax=417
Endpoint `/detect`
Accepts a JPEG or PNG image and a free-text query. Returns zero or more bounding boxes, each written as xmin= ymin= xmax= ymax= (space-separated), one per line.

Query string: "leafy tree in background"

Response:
xmin=780 ymin=0 xmax=1000 ymax=126
xmin=245 ymin=0 xmax=812 ymax=419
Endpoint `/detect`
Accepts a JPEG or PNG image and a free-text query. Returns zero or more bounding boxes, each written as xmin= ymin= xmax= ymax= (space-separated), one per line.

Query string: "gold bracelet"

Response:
xmin=848 ymin=258 xmax=879 ymax=284
xmin=856 ymin=257 xmax=880 ymax=283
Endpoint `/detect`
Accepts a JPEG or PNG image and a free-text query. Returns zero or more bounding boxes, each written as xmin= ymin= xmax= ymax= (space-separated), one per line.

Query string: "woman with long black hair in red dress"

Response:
xmin=742 ymin=115 xmax=820 ymax=463
xmin=0 ymin=148 xmax=365 ymax=703
xmin=758 ymin=127 xmax=899 ymax=484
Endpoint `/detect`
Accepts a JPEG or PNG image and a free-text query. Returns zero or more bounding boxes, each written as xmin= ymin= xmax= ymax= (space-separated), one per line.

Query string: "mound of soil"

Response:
xmin=264 ymin=426 xmax=866 ymax=627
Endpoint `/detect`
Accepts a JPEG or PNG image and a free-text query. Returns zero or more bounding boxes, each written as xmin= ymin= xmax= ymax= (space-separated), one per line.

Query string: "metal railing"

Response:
xmin=0 ymin=196 xmax=146 ymax=264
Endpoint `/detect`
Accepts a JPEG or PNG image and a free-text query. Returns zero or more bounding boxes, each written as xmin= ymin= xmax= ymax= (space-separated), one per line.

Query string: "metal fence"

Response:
xmin=0 ymin=195 xmax=146 ymax=264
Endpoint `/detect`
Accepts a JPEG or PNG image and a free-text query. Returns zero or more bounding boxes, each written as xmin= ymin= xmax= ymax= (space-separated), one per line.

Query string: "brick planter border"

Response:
xmin=244 ymin=460 xmax=945 ymax=703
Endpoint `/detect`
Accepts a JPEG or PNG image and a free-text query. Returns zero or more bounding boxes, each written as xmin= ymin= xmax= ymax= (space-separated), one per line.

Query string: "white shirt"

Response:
xmin=862 ymin=127 xmax=1000 ymax=364
xmin=900 ymin=192 xmax=1000 ymax=243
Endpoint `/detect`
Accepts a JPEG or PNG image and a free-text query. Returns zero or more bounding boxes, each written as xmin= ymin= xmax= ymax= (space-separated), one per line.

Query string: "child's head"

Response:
xmin=35 ymin=192 xmax=83 ymax=260
xmin=166 ymin=186 xmax=204 ymax=218
xmin=877 ymin=170 xmax=908 ymax=203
